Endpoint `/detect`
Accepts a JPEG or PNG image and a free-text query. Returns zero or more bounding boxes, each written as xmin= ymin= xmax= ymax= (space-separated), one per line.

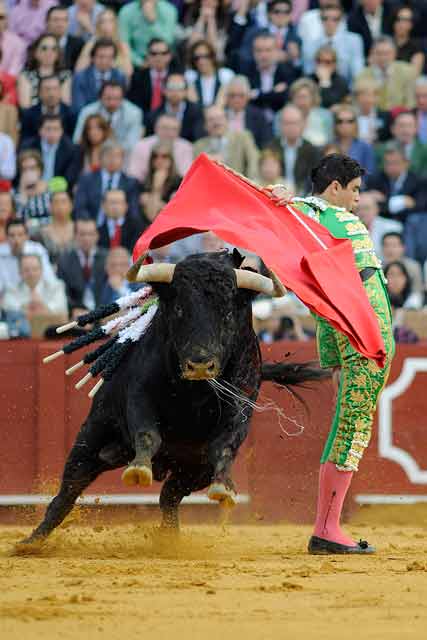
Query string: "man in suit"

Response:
xmin=414 ymin=76 xmax=427 ymax=144
xmin=74 ymin=140 xmax=140 ymax=222
xmin=353 ymin=77 xmax=391 ymax=144
xmin=347 ymin=0 xmax=394 ymax=58
xmin=46 ymin=5 xmax=84 ymax=70
xmin=97 ymin=189 xmax=142 ymax=253
xmin=364 ymin=142 xmax=427 ymax=219
xmin=21 ymin=115 xmax=82 ymax=189
xmin=302 ymin=3 xmax=365 ymax=86
xmin=145 ymin=73 xmax=205 ymax=142
xmin=20 ymin=75 xmax=76 ymax=143
xmin=193 ymin=105 xmax=260 ymax=180
xmin=355 ymin=36 xmax=416 ymax=110
xmin=242 ymin=33 xmax=299 ymax=120
xmin=73 ymin=81 xmax=144 ymax=155
xmin=223 ymin=74 xmax=273 ymax=148
xmin=57 ymin=218 xmax=107 ymax=313
xmin=265 ymin=104 xmax=321 ymax=194
xmin=376 ymin=111 xmax=427 ymax=177
xmin=127 ymin=38 xmax=179 ymax=116
xmin=72 ymin=38 xmax=127 ymax=113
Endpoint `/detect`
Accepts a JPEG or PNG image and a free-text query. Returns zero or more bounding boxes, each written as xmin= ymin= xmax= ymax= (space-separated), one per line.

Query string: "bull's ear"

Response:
xmin=232 ymin=248 xmax=245 ymax=268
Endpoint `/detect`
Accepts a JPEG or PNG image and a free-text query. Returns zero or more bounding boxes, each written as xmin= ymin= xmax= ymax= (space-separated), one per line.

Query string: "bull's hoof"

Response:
xmin=208 ymin=483 xmax=237 ymax=507
xmin=121 ymin=464 xmax=153 ymax=487
xmin=13 ymin=536 xmax=46 ymax=555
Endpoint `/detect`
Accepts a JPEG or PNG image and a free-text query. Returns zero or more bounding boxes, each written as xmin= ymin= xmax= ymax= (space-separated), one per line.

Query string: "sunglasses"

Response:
xmin=153 ymin=152 xmax=172 ymax=159
xmin=271 ymin=8 xmax=291 ymax=14
xmin=321 ymin=15 xmax=340 ymax=21
xmin=228 ymin=92 xmax=247 ymax=97
xmin=193 ymin=53 xmax=212 ymax=61
xmin=40 ymin=44 xmax=58 ymax=51
xmin=336 ymin=118 xmax=355 ymax=124
xmin=317 ymin=58 xmax=335 ymax=65
xmin=166 ymin=83 xmax=186 ymax=90
xmin=149 ymin=50 xmax=170 ymax=56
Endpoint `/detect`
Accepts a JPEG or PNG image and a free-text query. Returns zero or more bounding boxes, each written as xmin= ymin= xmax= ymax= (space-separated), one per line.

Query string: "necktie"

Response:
xmin=111 ymin=222 xmax=122 ymax=248
xmin=275 ymin=31 xmax=284 ymax=50
xmin=82 ymin=255 xmax=91 ymax=281
xmin=105 ymin=173 xmax=114 ymax=193
xmin=419 ymin=113 xmax=427 ymax=144
xmin=151 ymin=73 xmax=163 ymax=111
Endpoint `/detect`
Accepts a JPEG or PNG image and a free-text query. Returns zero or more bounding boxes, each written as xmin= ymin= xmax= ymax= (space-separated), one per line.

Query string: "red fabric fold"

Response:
xmin=133 ymin=154 xmax=386 ymax=367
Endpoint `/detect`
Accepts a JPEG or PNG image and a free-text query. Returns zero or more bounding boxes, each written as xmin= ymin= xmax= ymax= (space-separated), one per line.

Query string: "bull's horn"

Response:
xmin=234 ymin=269 xmax=287 ymax=298
xmin=133 ymin=263 xmax=176 ymax=284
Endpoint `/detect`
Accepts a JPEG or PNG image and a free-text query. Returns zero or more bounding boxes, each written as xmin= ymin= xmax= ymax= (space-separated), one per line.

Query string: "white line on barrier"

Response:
xmin=0 ymin=493 xmax=251 ymax=506
xmin=356 ymin=494 xmax=427 ymax=505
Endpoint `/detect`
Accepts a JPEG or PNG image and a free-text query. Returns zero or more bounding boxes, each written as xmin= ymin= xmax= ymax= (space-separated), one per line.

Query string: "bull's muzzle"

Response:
xmin=182 ymin=358 xmax=220 ymax=380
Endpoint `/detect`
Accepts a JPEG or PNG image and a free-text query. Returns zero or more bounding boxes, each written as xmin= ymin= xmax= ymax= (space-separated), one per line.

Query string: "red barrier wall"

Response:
xmin=1 ymin=340 xmax=427 ymax=522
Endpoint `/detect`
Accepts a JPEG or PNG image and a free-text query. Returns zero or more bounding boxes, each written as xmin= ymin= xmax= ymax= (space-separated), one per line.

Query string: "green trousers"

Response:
xmin=316 ymin=272 xmax=395 ymax=471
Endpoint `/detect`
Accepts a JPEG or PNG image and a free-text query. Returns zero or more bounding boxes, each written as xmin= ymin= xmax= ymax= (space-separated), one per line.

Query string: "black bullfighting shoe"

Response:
xmin=308 ymin=536 xmax=376 ymax=555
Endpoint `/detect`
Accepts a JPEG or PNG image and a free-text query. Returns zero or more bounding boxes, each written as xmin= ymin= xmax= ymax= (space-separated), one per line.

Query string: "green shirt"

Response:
xmin=118 ymin=1 xmax=178 ymax=67
xmin=291 ymin=196 xmax=383 ymax=272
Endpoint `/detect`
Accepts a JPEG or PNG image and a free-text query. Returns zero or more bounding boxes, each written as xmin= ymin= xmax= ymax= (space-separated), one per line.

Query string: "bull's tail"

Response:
xmin=261 ymin=360 xmax=330 ymax=389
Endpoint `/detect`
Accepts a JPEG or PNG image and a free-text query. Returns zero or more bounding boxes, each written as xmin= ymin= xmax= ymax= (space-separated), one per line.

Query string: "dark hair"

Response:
xmin=384 ymin=260 xmax=412 ymax=308
xmin=25 ymin=33 xmax=64 ymax=72
xmin=147 ymin=38 xmax=170 ymax=53
xmin=38 ymin=74 xmax=61 ymax=90
xmin=99 ymin=79 xmax=125 ymax=98
xmin=6 ymin=218 xmax=27 ymax=234
xmin=267 ymin=0 xmax=292 ymax=12
xmin=90 ymin=37 xmax=118 ymax=60
xmin=189 ymin=39 xmax=217 ymax=71
xmin=390 ymin=4 xmax=417 ymax=35
xmin=46 ymin=5 xmax=68 ymax=20
xmin=80 ymin=114 xmax=113 ymax=154
xmin=311 ymin=154 xmax=365 ymax=194
xmin=382 ymin=231 xmax=404 ymax=245
xmin=39 ymin=114 xmax=63 ymax=129
xmin=145 ymin=142 xmax=178 ymax=195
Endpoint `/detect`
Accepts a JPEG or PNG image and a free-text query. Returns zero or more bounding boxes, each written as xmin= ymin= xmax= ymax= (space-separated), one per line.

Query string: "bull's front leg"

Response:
xmin=207 ymin=417 xmax=250 ymax=507
xmin=121 ymin=395 xmax=162 ymax=487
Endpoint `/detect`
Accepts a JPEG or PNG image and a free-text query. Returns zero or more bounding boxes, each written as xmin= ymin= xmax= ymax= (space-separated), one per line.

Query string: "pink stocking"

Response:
xmin=313 ymin=461 xmax=355 ymax=546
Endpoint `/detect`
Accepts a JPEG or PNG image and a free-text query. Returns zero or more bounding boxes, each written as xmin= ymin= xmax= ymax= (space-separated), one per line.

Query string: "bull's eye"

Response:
xmin=175 ymin=304 xmax=183 ymax=318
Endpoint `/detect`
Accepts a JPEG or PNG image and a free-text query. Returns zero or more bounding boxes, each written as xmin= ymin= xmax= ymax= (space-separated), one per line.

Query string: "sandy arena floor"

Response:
xmin=1 ymin=507 xmax=427 ymax=640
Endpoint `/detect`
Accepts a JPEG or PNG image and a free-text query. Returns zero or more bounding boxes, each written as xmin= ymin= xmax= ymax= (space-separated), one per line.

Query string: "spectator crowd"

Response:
xmin=0 ymin=0 xmax=427 ymax=342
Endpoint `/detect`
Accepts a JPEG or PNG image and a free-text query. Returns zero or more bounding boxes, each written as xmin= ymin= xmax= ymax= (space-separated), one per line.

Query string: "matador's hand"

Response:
xmin=263 ymin=184 xmax=293 ymax=206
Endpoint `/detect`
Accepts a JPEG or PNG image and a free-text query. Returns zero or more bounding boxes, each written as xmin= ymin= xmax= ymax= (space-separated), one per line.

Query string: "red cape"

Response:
xmin=133 ymin=154 xmax=386 ymax=367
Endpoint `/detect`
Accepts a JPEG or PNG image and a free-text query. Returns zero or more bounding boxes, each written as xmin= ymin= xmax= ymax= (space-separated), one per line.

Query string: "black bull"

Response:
xmin=22 ymin=251 xmax=327 ymax=544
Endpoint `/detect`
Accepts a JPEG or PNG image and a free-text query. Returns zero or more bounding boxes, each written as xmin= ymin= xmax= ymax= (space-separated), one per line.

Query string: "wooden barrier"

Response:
xmin=0 ymin=340 xmax=426 ymax=522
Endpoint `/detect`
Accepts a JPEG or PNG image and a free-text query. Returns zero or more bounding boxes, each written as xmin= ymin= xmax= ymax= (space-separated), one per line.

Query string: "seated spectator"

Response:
xmin=0 ymin=90 xmax=18 ymax=145
xmin=128 ymin=114 xmax=193 ymax=183
xmin=98 ymin=189 xmax=142 ymax=252
xmin=71 ymin=38 xmax=127 ymax=114
xmin=75 ymin=9 xmax=133 ymax=79
xmin=20 ymin=75 xmax=76 ymax=144
xmin=74 ymin=140 xmax=140 ymax=223
xmin=100 ymin=246 xmax=140 ymax=305
xmin=298 ymin=0 xmax=345 ymax=45
xmin=127 ymin=38 xmax=177 ymax=116
xmin=140 ymin=142 xmax=182 ymax=226
xmin=0 ymin=131 xmax=15 ymax=182
xmin=223 ymin=75 xmax=273 ymax=148
xmin=333 ymin=104 xmax=376 ymax=174
xmin=36 ymin=190 xmax=75 ymax=264
xmin=390 ymin=4 xmax=424 ymax=76
xmin=0 ymin=1 xmax=27 ymax=77
xmin=17 ymin=33 xmax=72 ymax=109
xmin=0 ymin=190 xmax=14 ymax=245
xmin=353 ymin=78 xmax=391 ymax=144
xmin=309 ymin=45 xmax=349 ymax=109
xmin=193 ymin=105 xmax=259 ymax=180
xmin=73 ymin=81 xmax=143 ymax=156
xmin=289 ymin=77 xmax=333 ymax=147
xmin=68 ymin=0 xmax=104 ymax=43
xmin=266 ymin=104 xmax=321 ymax=194
xmin=357 ymin=192 xmax=402 ymax=258
xmin=14 ymin=149 xmax=50 ymax=230
xmin=184 ymin=0 xmax=229 ymax=63
xmin=46 ymin=5 xmax=85 ymax=71
xmin=364 ymin=143 xmax=427 ymax=220
xmin=0 ymin=218 xmax=56 ymax=295
xmin=78 ymin=114 xmax=113 ymax=173
xmin=118 ymin=0 xmax=178 ymax=67
xmin=382 ymin=231 xmax=424 ymax=302
xmin=230 ymin=0 xmax=301 ymax=73
xmin=384 ymin=260 xmax=423 ymax=310
xmin=243 ymin=33 xmax=297 ymax=122
xmin=302 ymin=3 xmax=364 ymax=86
xmin=2 ymin=253 xmax=68 ymax=320
xmin=376 ymin=111 xmax=427 ymax=178
xmin=21 ymin=114 xmax=82 ymax=189
xmin=185 ymin=39 xmax=234 ymax=108
xmin=57 ymin=218 xmax=107 ymax=313
xmin=257 ymin=148 xmax=288 ymax=188
xmin=355 ymin=36 xmax=416 ymax=111
xmin=347 ymin=0 xmax=393 ymax=58
xmin=146 ymin=73 xmax=205 ymax=143
xmin=414 ymin=76 xmax=427 ymax=145
xmin=9 ymin=0 xmax=56 ymax=47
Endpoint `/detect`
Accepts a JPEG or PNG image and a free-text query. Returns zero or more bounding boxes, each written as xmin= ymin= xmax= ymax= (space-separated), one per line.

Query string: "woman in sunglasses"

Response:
xmin=140 ymin=142 xmax=181 ymax=226
xmin=310 ymin=45 xmax=349 ymax=109
xmin=390 ymin=5 xmax=424 ymax=76
xmin=17 ymin=33 xmax=71 ymax=109
xmin=333 ymin=104 xmax=376 ymax=175
xmin=185 ymin=39 xmax=234 ymax=108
